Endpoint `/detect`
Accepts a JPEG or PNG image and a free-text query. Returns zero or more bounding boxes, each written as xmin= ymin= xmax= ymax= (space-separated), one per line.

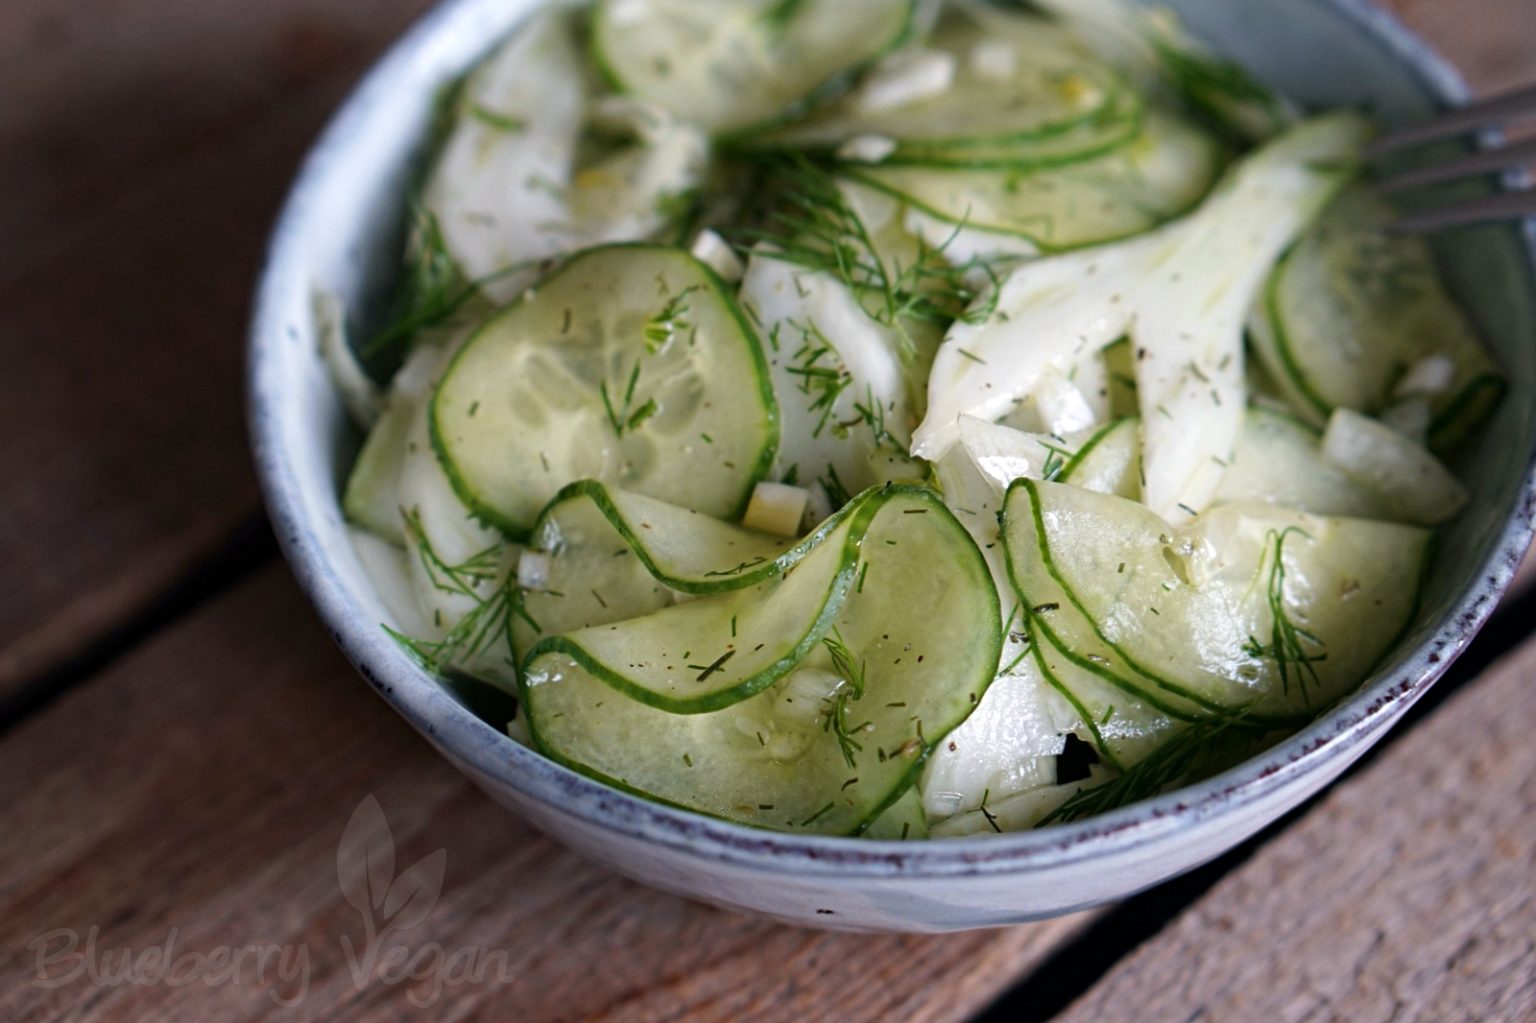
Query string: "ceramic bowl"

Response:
xmin=249 ymin=0 xmax=1536 ymax=931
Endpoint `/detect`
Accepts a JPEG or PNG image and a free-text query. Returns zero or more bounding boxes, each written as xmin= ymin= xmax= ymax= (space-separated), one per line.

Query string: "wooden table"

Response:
xmin=1 ymin=1 xmax=1533 ymax=1019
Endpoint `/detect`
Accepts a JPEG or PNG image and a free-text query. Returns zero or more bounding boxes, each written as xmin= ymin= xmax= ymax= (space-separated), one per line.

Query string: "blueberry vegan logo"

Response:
xmin=26 ymin=796 xmax=514 ymax=1008
xmin=335 ymin=794 xmax=514 ymax=1005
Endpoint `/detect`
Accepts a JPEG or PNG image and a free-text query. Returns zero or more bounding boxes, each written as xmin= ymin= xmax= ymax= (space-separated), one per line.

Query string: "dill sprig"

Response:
xmin=821 ymin=628 xmax=869 ymax=770
xmin=386 ymin=509 xmax=530 ymax=675
xmin=1241 ymin=527 xmax=1326 ymax=701
xmin=736 ymin=157 xmax=1006 ymax=355
xmin=362 ymin=205 xmax=545 ymax=362
xmin=404 ymin=507 xmax=503 ymax=596
xmin=820 ymin=464 xmax=854 ymax=508
xmin=363 ymin=206 xmax=473 ymax=359
xmin=1037 ymin=717 xmax=1238 ymax=826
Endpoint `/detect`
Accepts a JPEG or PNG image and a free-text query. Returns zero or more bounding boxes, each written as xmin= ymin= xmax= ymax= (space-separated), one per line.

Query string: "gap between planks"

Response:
xmin=1050 ymin=628 xmax=1536 ymax=1023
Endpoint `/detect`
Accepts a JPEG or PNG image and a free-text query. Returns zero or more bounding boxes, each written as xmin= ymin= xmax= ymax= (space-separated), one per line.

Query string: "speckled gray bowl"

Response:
xmin=249 ymin=0 xmax=1536 ymax=931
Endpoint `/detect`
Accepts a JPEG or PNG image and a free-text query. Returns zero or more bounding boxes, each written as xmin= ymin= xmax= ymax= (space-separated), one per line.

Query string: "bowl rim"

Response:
xmin=249 ymin=0 xmax=1536 ymax=879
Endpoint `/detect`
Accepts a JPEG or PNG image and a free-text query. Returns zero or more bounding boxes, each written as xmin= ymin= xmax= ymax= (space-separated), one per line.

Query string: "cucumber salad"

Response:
xmin=329 ymin=0 xmax=1503 ymax=838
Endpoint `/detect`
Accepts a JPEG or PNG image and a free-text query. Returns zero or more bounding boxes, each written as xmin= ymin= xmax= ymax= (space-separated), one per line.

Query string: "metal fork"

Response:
xmin=1369 ymin=82 xmax=1536 ymax=233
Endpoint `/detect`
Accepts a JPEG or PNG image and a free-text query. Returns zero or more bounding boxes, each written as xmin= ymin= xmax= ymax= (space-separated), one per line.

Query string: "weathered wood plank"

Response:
xmin=0 ymin=567 xmax=1093 ymax=1021
xmin=0 ymin=0 xmax=435 ymax=284
xmin=1052 ymin=634 xmax=1536 ymax=1023
xmin=0 ymin=0 xmax=432 ymax=704
xmin=1386 ymin=0 xmax=1536 ymax=95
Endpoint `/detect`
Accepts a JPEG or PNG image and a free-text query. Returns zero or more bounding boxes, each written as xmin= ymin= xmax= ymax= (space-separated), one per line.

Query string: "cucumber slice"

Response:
xmin=1003 ymin=479 xmax=1432 ymax=721
xmin=1251 ymin=188 xmax=1504 ymax=450
xmin=850 ymin=110 xmax=1223 ymax=258
xmin=1059 ymin=418 xmax=1140 ymax=497
xmin=521 ymin=485 xmax=1002 ymax=834
xmin=863 ymin=786 xmax=929 ymax=840
xmin=737 ymin=249 xmax=918 ymax=510
xmin=865 ymin=97 xmax=1143 ymax=171
xmin=928 ymin=765 xmax=1113 ymax=835
xmin=591 ymin=0 xmax=917 ymax=134
xmin=431 ymin=244 xmax=777 ymax=537
xmin=1027 ymin=612 xmax=1185 ymax=770
xmin=1003 ymin=486 xmax=1228 ymax=725
xmin=1214 ymin=406 xmax=1393 ymax=519
xmin=513 ymin=481 xmax=830 ymax=659
xmin=748 ymin=5 xmax=1135 ymax=162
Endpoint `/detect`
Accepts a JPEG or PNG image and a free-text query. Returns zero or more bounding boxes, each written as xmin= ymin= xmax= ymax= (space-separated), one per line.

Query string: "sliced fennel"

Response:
xmin=421 ymin=10 xmax=709 ymax=304
xmin=315 ymin=291 xmax=382 ymax=428
xmin=737 ymin=248 xmax=919 ymax=511
xmin=956 ymin=415 xmax=1139 ymax=499
xmin=913 ymin=111 xmax=1371 ymax=520
xmin=1321 ymin=408 xmax=1469 ymax=526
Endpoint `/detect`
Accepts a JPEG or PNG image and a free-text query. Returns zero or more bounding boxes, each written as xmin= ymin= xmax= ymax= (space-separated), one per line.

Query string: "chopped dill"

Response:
xmin=785 ymin=319 xmax=852 ymax=437
xmin=1241 ymin=527 xmax=1326 ymax=699
xmin=762 ymin=0 xmax=806 ymax=29
xmin=820 ymin=464 xmax=854 ymax=509
xmin=1040 ymin=443 xmax=1071 ymax=482
xmin=692 ymin=649 xmax=737 ymax=682
xmin=979 ymin=788 xmax=1002 ymax=833
xmin=644 ymin=286 xmax=699 ymax=353
xmin=822 ymin=627 xmax=869 ymax=769
xmin=601 ymin=363 xmax=655 ymax=437
xmin=801 ymin=802 xmax=835 ymax=827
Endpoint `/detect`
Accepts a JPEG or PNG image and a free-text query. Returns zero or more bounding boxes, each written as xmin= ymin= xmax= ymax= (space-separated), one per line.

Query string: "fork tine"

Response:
xmin=1375 ymin=135 xmax=1536 ymax=192
xmin=1368 ymin=82 xmax=1536 ymax=155
xmin=1389 ymin=190 xmax=1536 ymax=233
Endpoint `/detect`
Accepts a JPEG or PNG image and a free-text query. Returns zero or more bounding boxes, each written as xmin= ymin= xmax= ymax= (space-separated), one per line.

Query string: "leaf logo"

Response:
xmin=337 ymin=796 xmax=448 ymax=986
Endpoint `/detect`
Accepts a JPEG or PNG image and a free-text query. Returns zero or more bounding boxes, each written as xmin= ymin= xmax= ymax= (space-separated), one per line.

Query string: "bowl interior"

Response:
xmin=251 ymin=0 xmax=1536 ymax=872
